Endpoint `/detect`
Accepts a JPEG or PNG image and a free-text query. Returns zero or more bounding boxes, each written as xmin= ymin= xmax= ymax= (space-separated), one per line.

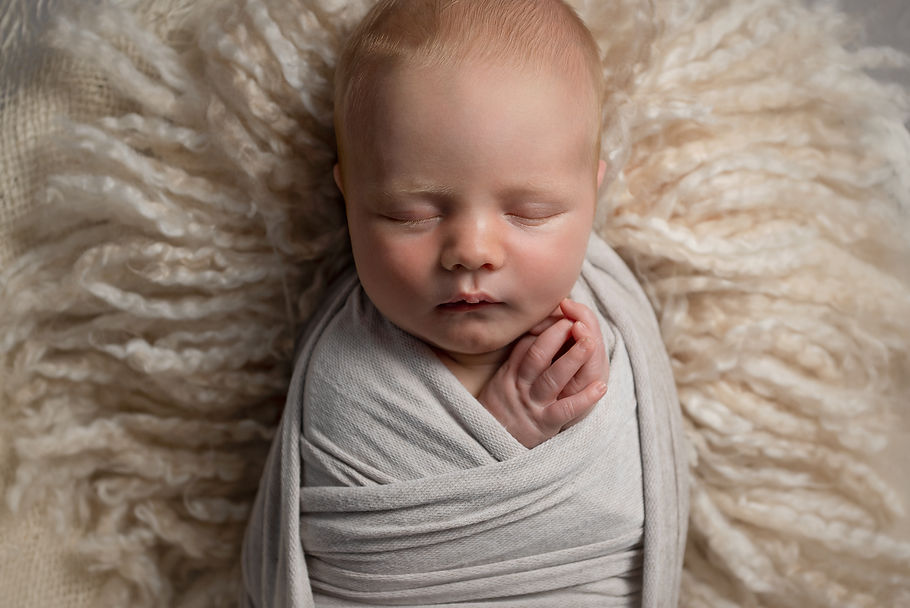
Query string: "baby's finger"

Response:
xmin=560 ymin=314 xmax=607 ymax=397
xmin=560 ymin=354 xmax=610 ymax=400
xmin=540 ymin=379 xmax=607 ymax=432
xmin=515 ymin=318 xmax=573 ymax=387
xmin=502 ymin=332 xmax=536 ymax=372
xmin=560 ymin=299 xmax=600 ymax=329
xmin=559 ymin=333 xmax=607 ymax=399
xmin=527 ymin=315 xmax=562 ymax=337
xmin=560 ymin=382 xmax=607 ymax=431
xmin=528 ymin=336 xmax=594 ymax=404
xmin=527 ymin=302 xmax=568 ymax=336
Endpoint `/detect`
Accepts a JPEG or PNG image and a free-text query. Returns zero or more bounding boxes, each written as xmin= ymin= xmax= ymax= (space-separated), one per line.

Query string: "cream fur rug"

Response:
xmin=1 ymin=0 xmax=908 ymax=606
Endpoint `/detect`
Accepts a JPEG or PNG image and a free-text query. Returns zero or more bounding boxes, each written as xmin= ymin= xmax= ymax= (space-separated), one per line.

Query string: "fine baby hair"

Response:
xmin=333 ymin=0 xmax=606 ymax=172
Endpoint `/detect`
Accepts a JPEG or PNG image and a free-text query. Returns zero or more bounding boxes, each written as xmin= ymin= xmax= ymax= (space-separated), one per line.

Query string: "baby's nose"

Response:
xmin=440 ymin=217 xmax=504 ymax=271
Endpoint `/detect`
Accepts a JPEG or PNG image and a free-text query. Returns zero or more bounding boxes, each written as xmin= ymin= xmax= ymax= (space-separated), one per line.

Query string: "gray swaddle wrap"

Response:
xmin=241 ymin=234 xmax=688 ymax=607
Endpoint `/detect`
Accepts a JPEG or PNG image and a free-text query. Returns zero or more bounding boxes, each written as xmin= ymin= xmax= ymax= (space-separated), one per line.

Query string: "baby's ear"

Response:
xmin=333 ymin=163 xmax=345 ymax=196
xmin=596 ymin=160 xmax=607 ymax=189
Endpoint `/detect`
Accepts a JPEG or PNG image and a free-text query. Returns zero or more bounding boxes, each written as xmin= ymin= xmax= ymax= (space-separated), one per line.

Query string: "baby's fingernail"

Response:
xmin=597 ymin=381 xmax=607 ymax=393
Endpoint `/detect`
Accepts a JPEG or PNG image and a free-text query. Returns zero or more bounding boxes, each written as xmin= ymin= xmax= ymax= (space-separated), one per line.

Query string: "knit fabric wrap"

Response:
xmin=241 ymin=235 xmax=688 ymax=607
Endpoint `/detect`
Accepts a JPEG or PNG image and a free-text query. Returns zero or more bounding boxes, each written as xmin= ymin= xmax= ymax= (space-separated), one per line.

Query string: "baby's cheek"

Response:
xmin=383 ymin=242 xmax=434 ymax=286
xmin=361 ymin=237 xmax=435 ymax=305
xmin=521 ymin=239 xmax=584 ymax=293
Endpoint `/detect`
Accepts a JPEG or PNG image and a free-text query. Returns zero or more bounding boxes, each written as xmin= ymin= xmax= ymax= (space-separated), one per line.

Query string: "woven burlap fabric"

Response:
xmin=0 ymin=0 xmax=210 ymax=268
xmin=0 ymin=1 xmax=223 ymax=606
xmin=1 ymin=0 xmax=909 ymax=606
xmin=1 ymin=4 xmax=112 ymax=604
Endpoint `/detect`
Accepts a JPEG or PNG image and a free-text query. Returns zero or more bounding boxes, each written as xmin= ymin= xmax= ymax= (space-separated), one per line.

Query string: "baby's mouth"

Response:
xmin=439 ymin=301 xmax=495 ymax=311
xmin=438 ymin=294 xmax=500 ymax=312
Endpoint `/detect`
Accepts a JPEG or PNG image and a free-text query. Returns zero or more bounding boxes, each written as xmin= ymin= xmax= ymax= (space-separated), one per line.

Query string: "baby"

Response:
xmin=333 ymin=0 xmax=609 ymax=449
xmin=242 ymin=1 xmax=686 ymax=606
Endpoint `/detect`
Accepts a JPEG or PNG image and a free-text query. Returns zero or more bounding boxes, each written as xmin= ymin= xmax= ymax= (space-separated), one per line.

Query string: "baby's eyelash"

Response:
xmin=507 ymin=211 xmax=561 ymax=225
xmin=385 ymin=215 xmax=438 ymax=227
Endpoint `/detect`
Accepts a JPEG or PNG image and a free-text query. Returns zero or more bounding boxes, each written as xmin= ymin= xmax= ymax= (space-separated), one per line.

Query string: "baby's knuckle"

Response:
xmin=525 ymin=343 xmax=549 ymax=366
xmin=562 ymin=379 xmax=582 ymax=396
xmin=559 ymin=400 xmax=577 ymax=423
xmin=539 ymin=371 xmax=561 ymax=393
xmin=577 ymin=338 xmax=594 ymax=354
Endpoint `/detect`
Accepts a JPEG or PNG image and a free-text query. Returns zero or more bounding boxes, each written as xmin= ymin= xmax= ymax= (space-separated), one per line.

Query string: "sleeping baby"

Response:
xmin=241 ymin=1 xmax=688 ymax=606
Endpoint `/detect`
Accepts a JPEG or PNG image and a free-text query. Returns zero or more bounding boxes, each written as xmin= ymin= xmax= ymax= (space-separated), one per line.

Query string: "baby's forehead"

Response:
xmin=348 ymin=64 xmax=598 ymax=182
xmin=388 ymin=52 xmax=587 ymax=91
xmin=335 ymin=0 xmax=604 ymax=165
xmin=372 ymin=57 xmax=592 ymax=120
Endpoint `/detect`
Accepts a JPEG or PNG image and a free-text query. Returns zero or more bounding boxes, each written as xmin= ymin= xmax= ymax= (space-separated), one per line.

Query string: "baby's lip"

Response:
xmin=440 ymin=292 xmax=500 ymax=306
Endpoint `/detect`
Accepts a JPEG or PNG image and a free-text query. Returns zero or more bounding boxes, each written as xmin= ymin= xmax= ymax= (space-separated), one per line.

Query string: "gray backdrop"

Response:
xmin=840 ymin=0 xmax=910 ymax=89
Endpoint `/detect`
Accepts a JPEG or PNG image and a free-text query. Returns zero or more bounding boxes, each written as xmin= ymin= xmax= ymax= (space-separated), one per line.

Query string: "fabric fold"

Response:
xmin=242 ymin=234 xmax=688 ymax=607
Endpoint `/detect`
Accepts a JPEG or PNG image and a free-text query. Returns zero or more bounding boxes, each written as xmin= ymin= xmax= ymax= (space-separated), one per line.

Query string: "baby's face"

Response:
xmin=337 ymin=61 xmax=605 ymax=366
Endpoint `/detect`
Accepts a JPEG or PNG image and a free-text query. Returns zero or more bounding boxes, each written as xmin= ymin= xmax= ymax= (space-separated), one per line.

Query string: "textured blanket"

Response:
xmin=241 ymin=234 xmax=688 ymax=607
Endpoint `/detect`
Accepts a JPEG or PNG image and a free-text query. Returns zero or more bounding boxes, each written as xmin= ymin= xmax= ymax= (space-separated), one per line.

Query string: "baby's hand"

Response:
xmin=533 ymin=299 xmax=609 ymax=402
xmin=478 ymin=299 xmax=609 ymax=448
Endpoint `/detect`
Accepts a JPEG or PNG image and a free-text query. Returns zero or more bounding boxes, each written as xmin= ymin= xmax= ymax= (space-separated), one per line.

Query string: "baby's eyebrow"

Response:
xmin=381 ymin=183 xmax=565 ymax=197
xmin=498 ymin=184 xmax=563 ymax=198
xmin=495 ymin=181 xmax=580 ymax=204
xmin=379 ymin=183 xmax=457 ymax=200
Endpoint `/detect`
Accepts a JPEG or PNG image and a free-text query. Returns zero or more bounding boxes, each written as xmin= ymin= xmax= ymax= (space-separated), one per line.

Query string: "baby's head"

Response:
xmin=333 ymin=0 xmax=606 ymax=367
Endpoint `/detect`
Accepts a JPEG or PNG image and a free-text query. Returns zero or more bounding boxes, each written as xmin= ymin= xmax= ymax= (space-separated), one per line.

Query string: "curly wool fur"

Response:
xmin=0 ymin=0 xmax=908 ymax=606
xmin=599 ymin=2 xmax=910 ymax=605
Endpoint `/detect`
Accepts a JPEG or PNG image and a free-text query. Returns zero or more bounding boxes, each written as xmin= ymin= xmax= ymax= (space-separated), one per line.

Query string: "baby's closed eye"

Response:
xmin=376 ymin=202 xmax=441 ymax=225
xmin=505 ymin=202 xmax=567 ymax=225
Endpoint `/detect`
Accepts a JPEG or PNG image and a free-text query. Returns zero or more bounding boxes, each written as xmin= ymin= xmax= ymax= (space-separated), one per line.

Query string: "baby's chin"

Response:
xmin=391 ymin=308 xmax=554 ymax=368
xmin=422 ymin=331 xmax=526 ymax=369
